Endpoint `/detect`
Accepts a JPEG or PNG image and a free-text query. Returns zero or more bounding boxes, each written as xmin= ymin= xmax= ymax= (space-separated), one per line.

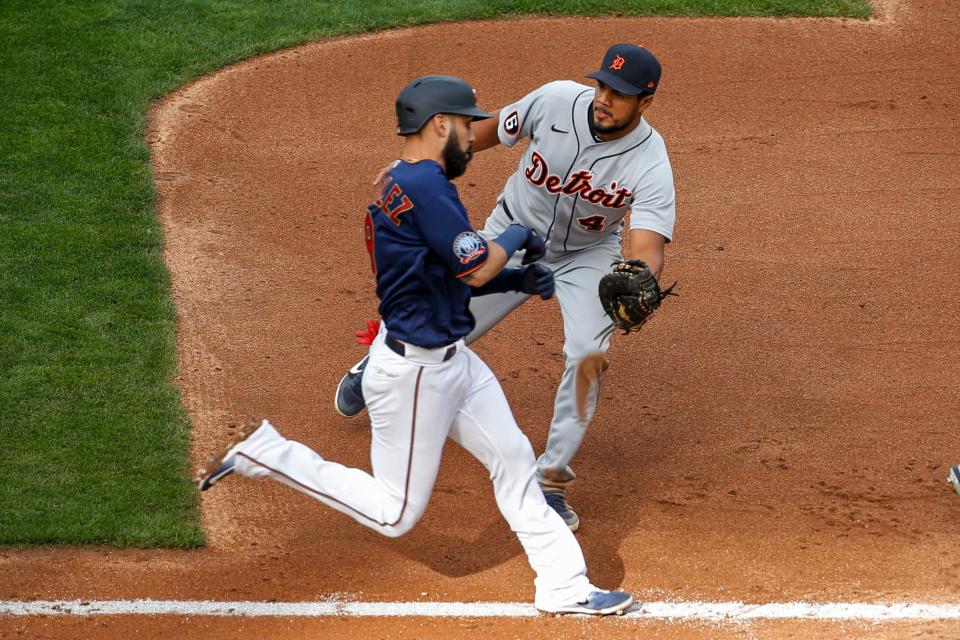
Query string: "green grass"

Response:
xmin=0 ymin=0 xmax=871 ymax=547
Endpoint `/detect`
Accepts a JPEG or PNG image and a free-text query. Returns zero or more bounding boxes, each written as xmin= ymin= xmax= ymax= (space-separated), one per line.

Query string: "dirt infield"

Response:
xmin=3 ymin=0 xmax=960 ymax=637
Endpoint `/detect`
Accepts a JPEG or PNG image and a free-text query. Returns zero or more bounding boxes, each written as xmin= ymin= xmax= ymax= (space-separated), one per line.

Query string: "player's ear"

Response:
xmin=638 ymin=94 xmax=655 ymax=111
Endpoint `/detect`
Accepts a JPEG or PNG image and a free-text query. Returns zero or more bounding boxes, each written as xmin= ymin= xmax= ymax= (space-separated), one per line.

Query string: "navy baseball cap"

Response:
xmin=586 ymin=44 xmax=661 ymax=96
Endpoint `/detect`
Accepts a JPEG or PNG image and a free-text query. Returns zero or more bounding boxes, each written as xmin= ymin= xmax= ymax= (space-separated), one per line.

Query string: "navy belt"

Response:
xmin=385 ymin=334 xmax=457 ymax=362
xmin=502 ymin=200 xmax=514 ymax=220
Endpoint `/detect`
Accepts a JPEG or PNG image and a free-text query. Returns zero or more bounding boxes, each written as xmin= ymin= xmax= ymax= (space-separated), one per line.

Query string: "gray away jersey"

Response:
xmin=494 ymin=80 xmax=676 ymax=254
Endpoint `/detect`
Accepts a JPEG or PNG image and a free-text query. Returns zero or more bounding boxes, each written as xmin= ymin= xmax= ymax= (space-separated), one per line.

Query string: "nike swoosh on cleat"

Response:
xmin=348 ymin=357 xmax=368 ymax=375
xmin=550 ymin=124 xmax=569 ymax=134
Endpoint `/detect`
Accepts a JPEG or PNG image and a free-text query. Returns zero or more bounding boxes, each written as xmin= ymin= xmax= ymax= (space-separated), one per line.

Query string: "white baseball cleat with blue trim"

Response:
xmin=539 ymin=590 xmax=634 ymax=615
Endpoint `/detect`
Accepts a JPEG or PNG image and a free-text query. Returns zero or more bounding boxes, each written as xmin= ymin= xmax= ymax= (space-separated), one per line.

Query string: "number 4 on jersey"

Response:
xmin=577 ymin=214 xmax=606 ymax=232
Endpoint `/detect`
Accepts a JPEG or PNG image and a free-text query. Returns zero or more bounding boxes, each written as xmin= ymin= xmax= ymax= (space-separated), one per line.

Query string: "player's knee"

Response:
xmin=382 ymin=515 xmax=418 ymax=538
xmin=380 ymin=501 xmax=427 ymax=538
xmin=380 ymin=524 xmax=411 ymax=538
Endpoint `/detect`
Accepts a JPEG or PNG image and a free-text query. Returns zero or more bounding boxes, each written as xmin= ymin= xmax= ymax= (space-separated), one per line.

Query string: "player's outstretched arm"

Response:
xmin=471 ymin=109 xmax=502 ymax=152
xmin=461 ymin=222 xmax=535 ymax=285
xmin=463 ymin=224 xmax=555 ymax=299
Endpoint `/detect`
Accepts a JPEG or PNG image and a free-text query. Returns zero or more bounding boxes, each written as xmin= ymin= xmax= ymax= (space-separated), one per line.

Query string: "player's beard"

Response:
xmin=442 ymin=128 xmax=473 ymax=180
xmin=592 ymin=104 xmax=642 ymax=136
xmin=593 ymin=118 xmax=632 ymax=135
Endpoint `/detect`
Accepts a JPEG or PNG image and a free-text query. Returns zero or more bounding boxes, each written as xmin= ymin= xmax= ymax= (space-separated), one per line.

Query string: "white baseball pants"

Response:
xmin=231 ymin=330 xmax=594 ymax=609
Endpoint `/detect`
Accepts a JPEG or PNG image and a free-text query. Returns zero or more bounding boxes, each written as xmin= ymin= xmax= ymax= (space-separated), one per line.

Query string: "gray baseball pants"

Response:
xmin=467 ymin=237 xmax=620 ymax=490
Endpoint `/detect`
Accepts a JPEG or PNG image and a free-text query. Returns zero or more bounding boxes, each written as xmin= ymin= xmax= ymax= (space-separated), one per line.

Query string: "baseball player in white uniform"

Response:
xmin=199 ymin=75 xmax=633 ymax=615
xmin=336 ymin=44 xmax=676 ymax=533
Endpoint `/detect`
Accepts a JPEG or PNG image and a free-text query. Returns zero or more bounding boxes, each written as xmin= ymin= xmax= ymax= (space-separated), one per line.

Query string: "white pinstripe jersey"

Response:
xmin=494 ymin=80 xmax=675 ymax=254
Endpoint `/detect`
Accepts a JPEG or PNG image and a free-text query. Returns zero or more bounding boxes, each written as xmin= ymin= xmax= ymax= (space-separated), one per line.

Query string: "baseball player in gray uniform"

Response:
xmin=337 ymin=44 xmax=676 ymax=532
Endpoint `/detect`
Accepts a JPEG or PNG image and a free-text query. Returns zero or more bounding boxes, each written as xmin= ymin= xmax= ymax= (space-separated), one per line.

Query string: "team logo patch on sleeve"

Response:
xmin=503 ymin=110 xmax=520 ymax=136
xmin=452 ymin=232 xmax=487 ymax=264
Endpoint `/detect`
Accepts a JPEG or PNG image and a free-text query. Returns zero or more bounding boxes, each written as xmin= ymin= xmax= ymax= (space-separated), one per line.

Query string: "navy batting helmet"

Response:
xmin=395 ymin=75 xmax=491 ymax=136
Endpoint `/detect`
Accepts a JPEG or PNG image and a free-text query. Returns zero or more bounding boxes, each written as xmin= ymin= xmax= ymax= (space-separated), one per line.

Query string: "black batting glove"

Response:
xmin=519 ymin=263 xmax=555 ymax=300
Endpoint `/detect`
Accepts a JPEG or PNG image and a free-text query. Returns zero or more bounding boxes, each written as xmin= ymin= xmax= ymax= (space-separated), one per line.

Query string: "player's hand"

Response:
xmin=371 ymin=160 xmax=399 ymax=188
xmin=519 ymin=263 xmax=555 ymax=300
xmin=521 ymin=229 xmax=546 ymax=265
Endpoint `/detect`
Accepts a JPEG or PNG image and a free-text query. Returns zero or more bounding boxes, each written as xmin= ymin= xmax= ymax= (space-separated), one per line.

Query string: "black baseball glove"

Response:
xmin=598 ymin=259 xmax=677 ymax=334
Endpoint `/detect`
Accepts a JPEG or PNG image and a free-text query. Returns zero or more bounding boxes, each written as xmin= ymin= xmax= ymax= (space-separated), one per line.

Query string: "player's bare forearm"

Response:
xmin=472 ymin=110 xmax=502 ymax=152
xmin=462 ymin=241 xmax=509 ymax=286
xmin=628 ymin=228 xmax=666 ymax=278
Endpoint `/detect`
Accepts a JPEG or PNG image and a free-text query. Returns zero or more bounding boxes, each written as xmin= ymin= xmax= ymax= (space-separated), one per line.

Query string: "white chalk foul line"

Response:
xmin=2 ymin=599 xmax=960 ymax=621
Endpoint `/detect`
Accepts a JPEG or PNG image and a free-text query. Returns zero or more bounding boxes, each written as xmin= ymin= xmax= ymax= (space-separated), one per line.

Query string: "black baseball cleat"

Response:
xmin=539 ymin=590 xmax=634 ymax=616
xmin=543 ymin=488 xmax=580 ymax=532
xmin=334 ymin=355 xmax=369 ymax=418
xmin=195 ymin=419 xmax=264 ymax=491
